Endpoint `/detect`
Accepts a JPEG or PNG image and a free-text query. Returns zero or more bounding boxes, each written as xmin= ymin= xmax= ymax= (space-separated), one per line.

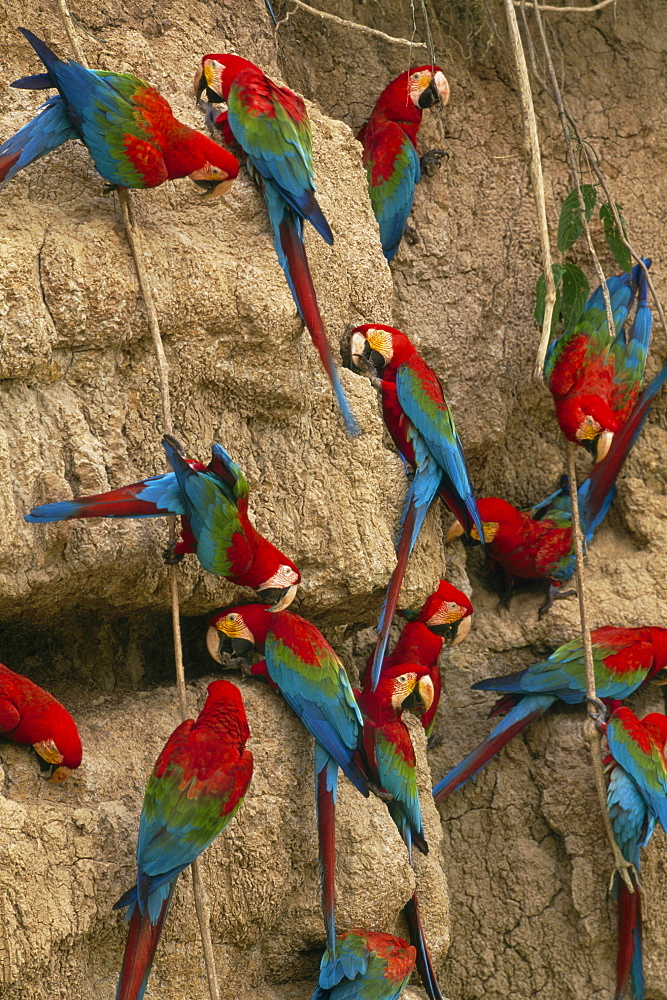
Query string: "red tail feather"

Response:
xmin=616 ymin=880 xmax=641 ymax=1000
xmin=0 ymin=152 xmax=21 ymax=184
xmin=316 ymin=766 xmax=337 ymax=960
xmin=403 ymin=893 xmax=443 ymax=1000
xmin=116 ymin=890 xmax=174 ymax=1000
xmin=278 ymin=213 xmax=359 ymax=437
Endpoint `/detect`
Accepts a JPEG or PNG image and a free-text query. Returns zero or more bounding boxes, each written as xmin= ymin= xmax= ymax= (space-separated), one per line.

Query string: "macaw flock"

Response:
xmin=1 ymin=23 xmax=667 ymax=1000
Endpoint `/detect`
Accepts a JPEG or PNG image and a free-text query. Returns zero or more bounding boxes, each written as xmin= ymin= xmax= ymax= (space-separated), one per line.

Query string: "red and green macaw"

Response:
xmin=25 ymin=435 xmax=300 ymax=610
xmin=363 ymin=580 xmax=473 ymax=738
xmin=433 ymin=626 xmax=667 ymax=805
xmin=194 ymin=54 xmax=359 ymax=437
xmin=314 ymin=928 xmax=416 ymax=1000
xmin=114 ymin=678 xmax=253 ymax=1000
xmin=0 ymin=30 xmax=239 ymax=196
xmin=348 ymin=323 xmax=482 ymax=688
xmin=355 ymin=663 xmax=442 ymax=1000
xmin=448 ymin=351 xmax=667 ymax=615
xmin=357 ymin=67 xmax=450 ymax=262
xmin=604 ymin=706 xmax=667 ymax=1000
xmin=545 ymin=261 xmax=652 ymax=462
xmin=0 ymin=661 xmax=81 ymax=781
xmin=206 ymin=604 xmax=369 ymax=963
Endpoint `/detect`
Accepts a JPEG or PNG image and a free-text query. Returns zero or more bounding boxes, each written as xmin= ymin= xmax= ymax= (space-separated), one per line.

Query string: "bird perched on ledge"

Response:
xmin=0 ymin=662 xmax=81 ymax=782
xmin=207 ymin=604 xmax=368 ymax=965
xmin=195 ymin=53 xmax=359 ymax=437
xmin=348 ymin=323 xmax=482 ymax=689
xmin=363 ymin=580 xmax=473 ymax=739
xmin=114 ymin=679 xmax=252 ymax=1000
xmin=0 ymin=29 xmax=239 ymax=196
xmin=25 ymin=436 xmax=301 ymax=611
xmin=313 ymin=928 xmax=416 ymax=1000
xmin=358 ymin=66 xmax=450 ymax=261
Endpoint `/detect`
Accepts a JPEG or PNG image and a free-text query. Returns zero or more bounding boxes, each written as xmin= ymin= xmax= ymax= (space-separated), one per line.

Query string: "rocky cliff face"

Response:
xmin=0 ymin=0 xmax=666 ymax=998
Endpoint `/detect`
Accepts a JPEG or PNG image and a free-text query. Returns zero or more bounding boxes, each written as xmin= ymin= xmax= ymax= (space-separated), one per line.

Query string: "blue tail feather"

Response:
xmin=0 ymin=95 xmax=77 ymax=187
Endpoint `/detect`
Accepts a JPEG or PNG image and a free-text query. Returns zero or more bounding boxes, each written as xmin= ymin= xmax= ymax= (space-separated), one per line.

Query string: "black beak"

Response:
xmin=429 ymin=621 xmax=457 ymax=642
xmin=192 ymin=178 xmax=224 ymax=195
xmin=581 ymin=437 xmax=598 ymax=459
xmin=418 ymin=78 xmax=440 ymax=109
xmin=33 ymin=750 xmax=60 ymax=778
xmin=401 ymin=687 xmax=421 ymax=712
xmin=216 ymin=633 xmax=254 ymax=658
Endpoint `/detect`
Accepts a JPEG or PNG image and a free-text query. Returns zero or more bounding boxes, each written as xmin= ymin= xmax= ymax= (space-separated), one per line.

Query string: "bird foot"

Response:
xmin=369 ymin=782 xmax=394 ymax=803
xmin=420 ymin=148 xmax=448 ymax=177
xmin=587 ymin=697 xmax=609 ymax=729
xmin=403 ymin=224 xmax=419 ymax=245
xmin=427 ymin=732 xmax=444 ymax=750
xmin=537 ymin=584 xmax=576 ymax=619
xmin=162 ymin=545 xmax=184 ymax=566
xmin=609 ymin=858 xmax=639 ymax=895
xmin=103 ymin=183 xmax=121 ymax=194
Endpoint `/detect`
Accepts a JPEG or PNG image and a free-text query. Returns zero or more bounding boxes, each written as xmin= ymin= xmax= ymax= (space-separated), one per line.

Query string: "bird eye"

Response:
xmin=397 ymin=674 xmax=407 ymax=683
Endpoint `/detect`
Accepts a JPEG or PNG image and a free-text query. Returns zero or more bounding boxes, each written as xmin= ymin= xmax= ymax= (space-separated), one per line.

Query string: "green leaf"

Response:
xmin=557 ymin=184 xmax=597 ymax=252
xmin=560 ymin=262 xmax=590 ymax=328
xmin=600 ymin=202 xmax=632 ymax=271
xmin=534 ymin=263 xmax=564 ymax=327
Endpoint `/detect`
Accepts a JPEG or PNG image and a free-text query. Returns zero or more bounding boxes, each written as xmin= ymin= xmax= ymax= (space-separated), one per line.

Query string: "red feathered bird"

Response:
xmin=0 ymin=662 xmax=81 ymax=781
xmin=356 ymin=663 xmax=443 ymax=1000
xmin=195 ymin=54 xmax=359 ymax=437
xmin=363 ymin=580 xmax=473 ymax=738
xmin=1 ymin=30 xmax=238 ymax=196
xmin=358 ymin=67 xmax=450 ymax=261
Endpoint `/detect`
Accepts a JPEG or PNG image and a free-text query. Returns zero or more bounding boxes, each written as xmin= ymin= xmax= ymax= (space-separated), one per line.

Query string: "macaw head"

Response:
xmin=195 ymin=54 xmax=258 ymax=104
xmin=206 ymin=604 xmax=273 ymax=662
xmin=556 ymin=395 xmax=618 ymax=463
xmin=30 ymin=704 xmax=82 ymax=782
xmin=186 ymin=132 xmax=239 ymax=199
xmin=375 ymin=663 xmax=435 ymax=716
xmin=256 ymin=561 xmax=300 ymax=613
xmin=446 ymin=496 xmax=522 ymax=546
xmin=348 ymin=324 xmax=416 ymax=376
xmin=200 ymin=678 xmax=251 ymax=744
xmin=376 ymin=66 xmax=450 ymax=114
xmin=402 ymin=580 xmax=473 ymax=646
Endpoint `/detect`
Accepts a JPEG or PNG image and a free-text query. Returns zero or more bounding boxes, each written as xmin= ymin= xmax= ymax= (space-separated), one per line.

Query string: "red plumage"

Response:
xmin=0 ymin=662 xmax=81 ymax=780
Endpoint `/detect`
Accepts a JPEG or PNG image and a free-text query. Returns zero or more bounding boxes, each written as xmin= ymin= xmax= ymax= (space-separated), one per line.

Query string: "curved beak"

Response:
xmin=263 ymin=583 xmax=298 ymax=613
xmin=50 ymin=765 xmax=73 ymax=783
xmin=206 ymin=625 xmax=225 ymax=663
xmin=418 ymin=77 xmax=441 ymax=109
xmin=595 ymin=430 xmax=614 ymax=463
xmin=433 ymin=70 xmax=450 ymax=105
xmin=194 ymin=68 xmax=206 ymax=103
xmin=206 ymin=626 xmax=255 ymax=662
xmin=446 ymin=520 xmax=465 ymax=543
xmin=417 ymin=675 xmax=435 ymax=712
xmin=189 ymin=174 xmax=235 ymax=200
xmin=450 ymin=615 xmax=472 ymax=647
